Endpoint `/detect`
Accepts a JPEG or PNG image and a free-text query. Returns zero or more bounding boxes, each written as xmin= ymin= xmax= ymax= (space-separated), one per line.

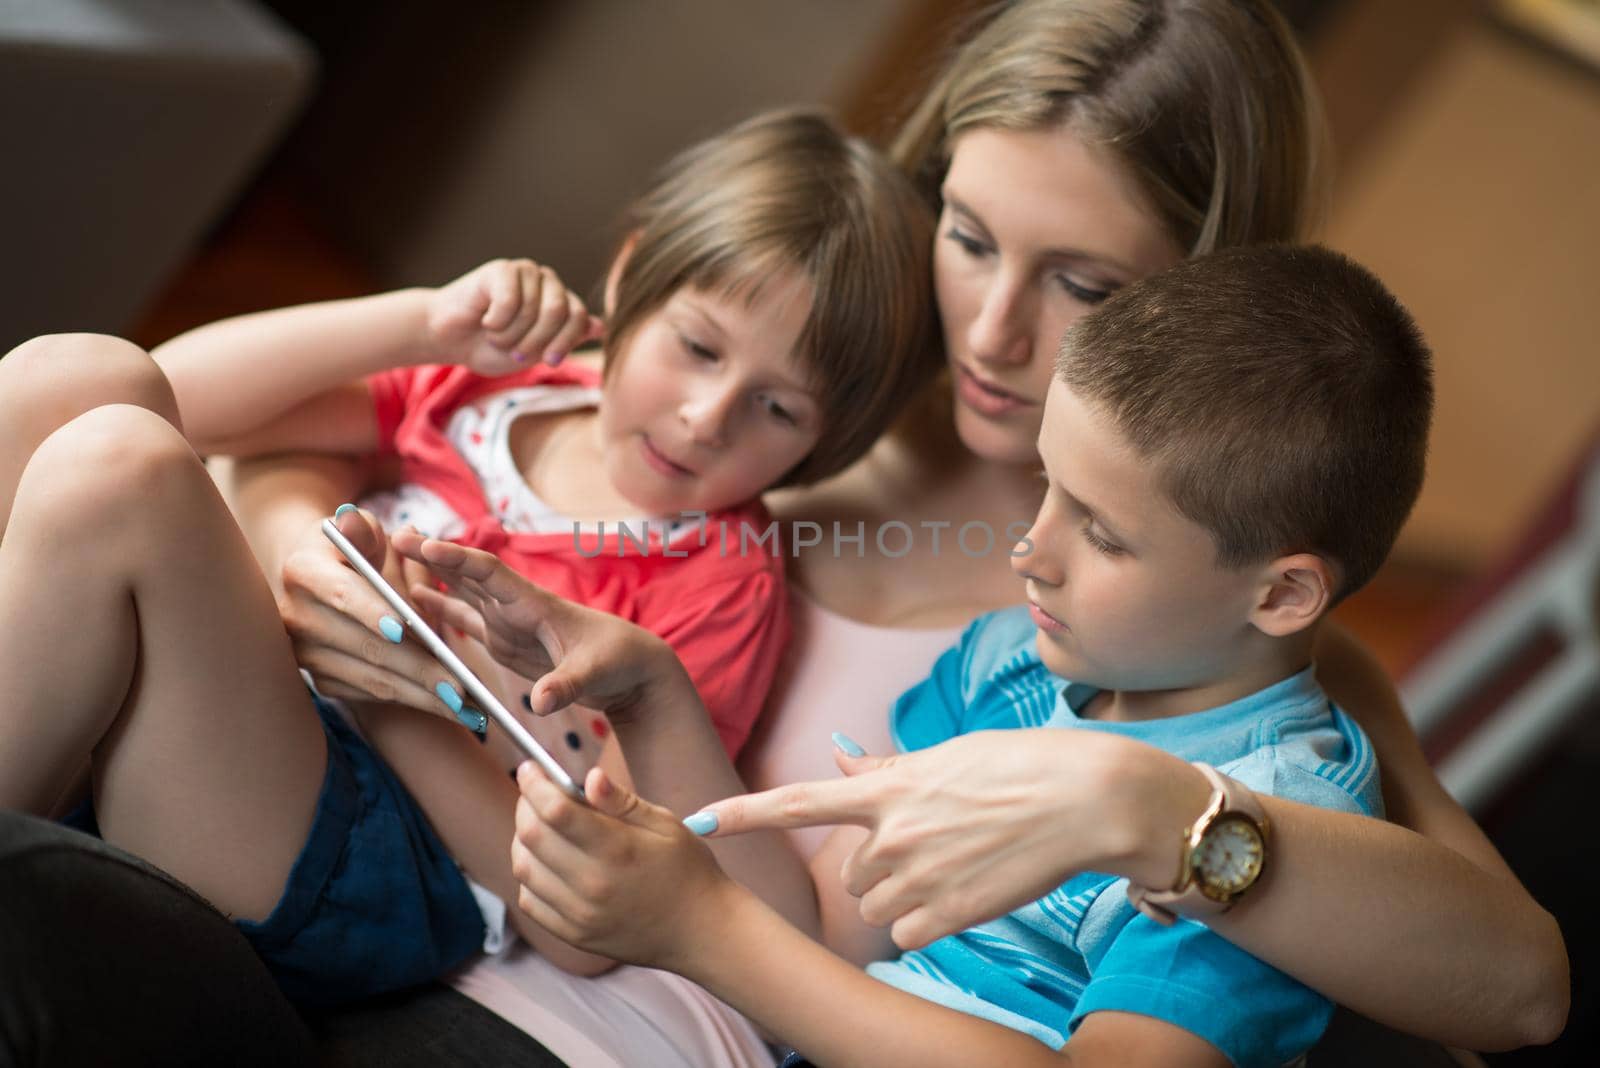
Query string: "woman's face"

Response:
xmin=934 ymin=125 xmax=1184 ymax=465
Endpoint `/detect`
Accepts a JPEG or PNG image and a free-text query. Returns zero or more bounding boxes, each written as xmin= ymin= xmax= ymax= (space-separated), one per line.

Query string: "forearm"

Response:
xmin=355 ymin=702 xmax=616 ymax=977
xmin=1307 ymin=623 xmax=1566 ymax=1043
xmin=615 ymin=683 xmax=819 ymax=940
xmin=153 ymin=289 xmax=434 ymax=448
xmin=1207 ymin=797 xmax=1567 ymax=1049
xmin=216 ymin=452 xmax=371 ymax=598
xmin=688 ymin=887 xmax=1068 ymax=1068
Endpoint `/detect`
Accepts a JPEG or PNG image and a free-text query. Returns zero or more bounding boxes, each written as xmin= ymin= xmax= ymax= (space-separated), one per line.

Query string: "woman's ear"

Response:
xmin=604 ymin=231 xmax=641 ymax=318
xmin=1249 ymin=553 xmax=1336 ymax=638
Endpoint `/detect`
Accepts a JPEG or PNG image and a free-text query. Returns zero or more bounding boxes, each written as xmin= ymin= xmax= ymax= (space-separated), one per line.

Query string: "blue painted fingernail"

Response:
xmin=831 ymin=731 xmax=866 ymax=758
xmin=435 ymin=681 xmax=463 ymax=714
xmin=379 ymin=615 xmax=404 ymax=643
xmin=458 ymin=706 xmax=488 ymax=734
xmin=682 ymin=811 xmax=718 ymax=836
xmin=334 ymin=503 xmax=357 ymax=518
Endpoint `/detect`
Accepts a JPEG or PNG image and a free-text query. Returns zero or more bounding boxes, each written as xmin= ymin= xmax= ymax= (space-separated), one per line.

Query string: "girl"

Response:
xmin=0 ymin=109 xmax=932 ymax=1001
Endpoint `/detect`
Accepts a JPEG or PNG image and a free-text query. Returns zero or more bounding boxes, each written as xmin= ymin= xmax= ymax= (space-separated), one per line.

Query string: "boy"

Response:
xmin=409 ymin=244 xmax=1432 ymax=1067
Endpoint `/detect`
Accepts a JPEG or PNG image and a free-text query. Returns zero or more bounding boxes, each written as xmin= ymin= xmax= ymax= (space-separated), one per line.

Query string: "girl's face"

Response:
xmin=934 ymin=126 xmax=1184 ymax=466
xmin=599 ymin=268 xmax=822 ymax=515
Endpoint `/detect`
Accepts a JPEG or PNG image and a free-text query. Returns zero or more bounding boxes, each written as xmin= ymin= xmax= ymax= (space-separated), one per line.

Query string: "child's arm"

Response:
xmin=395 ymin=533 xmax=821 ymax=940
xmin=513 ymin=765 xmax=1226 ymax=1068
xmin=152 ymin=259 xmax=601 ymax=455
xmin=351 ymin=699 xmax=625 ymax=977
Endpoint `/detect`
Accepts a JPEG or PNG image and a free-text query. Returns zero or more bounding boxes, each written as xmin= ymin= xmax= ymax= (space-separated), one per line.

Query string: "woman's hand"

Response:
xmin=695 ymin=729 xmax=1211 ymax=950
xmin=427 ymin=258 xmax=604 ymax=373
xmin=278 ymin=506 xmax=476 ymax=723
xmin=391 ymin=529 xmax=690 ymax=725
xmin=512 ymin=762 xmax=739 ymax=970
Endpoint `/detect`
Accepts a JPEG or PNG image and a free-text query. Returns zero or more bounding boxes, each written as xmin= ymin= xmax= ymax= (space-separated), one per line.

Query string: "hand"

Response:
xmin=692 ymin=730 xmax=1211 ymax=950
xmin=426 ymin=258 xmax=605 ymax=373
xmin=512 ymin=762 xmax=737 ymax=970
xmin=391 ymin=529 xmax=690 ymax=724
xmin=278 ymin=506 xmax=479 ymax=724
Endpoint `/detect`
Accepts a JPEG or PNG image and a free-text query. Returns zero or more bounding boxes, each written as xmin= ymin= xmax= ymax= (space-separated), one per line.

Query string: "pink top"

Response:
xmin=739 ymin=587 xmax=967 ymax=858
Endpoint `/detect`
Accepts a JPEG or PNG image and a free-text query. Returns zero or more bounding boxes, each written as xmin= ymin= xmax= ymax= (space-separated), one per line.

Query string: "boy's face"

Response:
xmin=1013 ymin=380 xmax=1267 ymax=697
xmin=600 ymin=269 xmax=822 ymax=515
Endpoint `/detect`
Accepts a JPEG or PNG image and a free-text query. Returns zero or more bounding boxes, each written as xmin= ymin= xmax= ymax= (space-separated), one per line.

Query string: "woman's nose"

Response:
xmin=968 ymin=277 xmax=1032 ymax=367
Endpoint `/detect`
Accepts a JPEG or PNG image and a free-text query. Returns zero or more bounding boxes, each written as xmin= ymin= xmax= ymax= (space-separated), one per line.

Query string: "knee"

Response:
xmin=1 ymin=333 xmax=181 ymax=430
xmin=26 ymin=404 xmax=203 ymax=522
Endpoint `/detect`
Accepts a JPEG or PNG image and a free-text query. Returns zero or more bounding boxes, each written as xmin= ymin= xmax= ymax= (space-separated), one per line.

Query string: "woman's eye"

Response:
xmin=944 ymin=227 xmax=989 ymax=258
xmin=1082 ymin=523 xmax=1124 ymax=556
xmin=1056 ymin=274 xmax=1112 ymax=305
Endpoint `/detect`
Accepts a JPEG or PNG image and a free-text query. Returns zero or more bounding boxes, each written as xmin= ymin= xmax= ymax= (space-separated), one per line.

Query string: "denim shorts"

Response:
xmin=235 ymin=694 xmax=485 ymax=1004
xmin=68 ymin=693 xmax=485 ymax=1006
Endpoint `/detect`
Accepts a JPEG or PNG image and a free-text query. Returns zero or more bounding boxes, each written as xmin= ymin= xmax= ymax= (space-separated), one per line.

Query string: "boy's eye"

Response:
xmin=1055 ymin=274 xmax=1112 ymax=305
xmin=944 ymin=227 xmax=990 ymax=258
xmin=1082 ymin=523 xmax=1124 ymax=556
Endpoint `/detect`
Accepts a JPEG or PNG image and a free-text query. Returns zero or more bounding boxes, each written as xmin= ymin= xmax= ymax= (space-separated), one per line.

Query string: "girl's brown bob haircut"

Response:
xmin=605 ymin=108 xmax=937 ymax=488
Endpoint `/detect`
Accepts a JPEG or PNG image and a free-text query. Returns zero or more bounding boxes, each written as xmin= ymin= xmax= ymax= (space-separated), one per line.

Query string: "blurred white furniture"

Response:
xmin=1403 ymin=432 xmax=1600 ymax=812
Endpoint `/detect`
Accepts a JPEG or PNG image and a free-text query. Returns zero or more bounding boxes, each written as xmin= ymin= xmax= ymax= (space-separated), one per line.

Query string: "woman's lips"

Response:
xmin=955 ymin=363 xmax=1034 ymax=418
xmin=640 ymin=435 xmax=694 ymax=479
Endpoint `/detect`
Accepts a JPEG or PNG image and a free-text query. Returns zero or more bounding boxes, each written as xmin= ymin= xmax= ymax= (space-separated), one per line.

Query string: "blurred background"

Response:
xmin=2 ymin=0 xmax=1597 ymax=1061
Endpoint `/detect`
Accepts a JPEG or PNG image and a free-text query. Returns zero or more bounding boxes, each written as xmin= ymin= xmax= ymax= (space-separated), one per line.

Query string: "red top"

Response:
xmin=366 ymin=361 xmax=787 ymax=758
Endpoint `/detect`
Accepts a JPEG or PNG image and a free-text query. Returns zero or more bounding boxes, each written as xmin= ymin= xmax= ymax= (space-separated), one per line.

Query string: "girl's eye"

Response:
xmin=1056 ymin=274 xmax=1112 ymax=305
xmin=944 ymin=227 xmax=990 ymax=258
xmin=761 ymin=396 xmax=797 ymax=427
xmin=1082 ymin=523 xmax=1124 ymax=556
xmin=680 ymin=335 xmax=716 ymax=361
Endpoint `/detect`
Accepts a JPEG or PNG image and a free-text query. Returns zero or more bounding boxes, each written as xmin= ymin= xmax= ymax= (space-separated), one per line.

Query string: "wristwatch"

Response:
xmin=1126 ymin=763 xmax=1269 ymax=926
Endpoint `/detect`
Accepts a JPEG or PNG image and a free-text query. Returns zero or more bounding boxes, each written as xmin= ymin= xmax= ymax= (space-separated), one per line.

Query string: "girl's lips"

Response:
xmin=1028 ymin=601 xmax=1068 ymax=633
xmin=954 ymin=363 xmax=1034 ymax=418
xmin=640 ymin=435 xmax=694 ymax=479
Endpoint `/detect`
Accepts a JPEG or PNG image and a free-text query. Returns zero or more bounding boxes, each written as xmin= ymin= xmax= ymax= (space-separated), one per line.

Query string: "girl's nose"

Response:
xmin=679 ymin=387 xmax=735 ymax=448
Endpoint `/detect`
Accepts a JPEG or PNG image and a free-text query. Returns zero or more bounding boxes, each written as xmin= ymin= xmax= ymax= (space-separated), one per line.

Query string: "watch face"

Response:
xmin=1193 ymin=814 xmax=1265 ymax=899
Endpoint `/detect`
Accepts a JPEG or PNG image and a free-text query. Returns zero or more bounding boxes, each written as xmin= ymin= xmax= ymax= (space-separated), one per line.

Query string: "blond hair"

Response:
xmin=893 ymin=0 xmax=1327 ymax=254
xmin=606 ymin=109 xmax=937 ymax=487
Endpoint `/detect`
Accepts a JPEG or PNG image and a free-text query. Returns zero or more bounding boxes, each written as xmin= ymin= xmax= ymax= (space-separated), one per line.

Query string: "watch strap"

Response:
xmin=1126 ymin=763 xmax=1267 ymax=926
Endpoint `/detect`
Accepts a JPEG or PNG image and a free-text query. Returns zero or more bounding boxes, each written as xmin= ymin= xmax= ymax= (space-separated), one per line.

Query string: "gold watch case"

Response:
xmin=1188 ymin=811 xmax=1267 ymax=902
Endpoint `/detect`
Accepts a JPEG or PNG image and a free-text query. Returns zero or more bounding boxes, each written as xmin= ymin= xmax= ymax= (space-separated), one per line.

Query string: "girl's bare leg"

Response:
xmin=0 ymin=401 xmax=325 ymax=922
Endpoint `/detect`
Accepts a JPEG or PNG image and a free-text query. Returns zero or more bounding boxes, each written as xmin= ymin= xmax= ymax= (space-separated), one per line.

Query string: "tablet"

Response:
xmin=321 ymin=517 xmax=585 ymax=799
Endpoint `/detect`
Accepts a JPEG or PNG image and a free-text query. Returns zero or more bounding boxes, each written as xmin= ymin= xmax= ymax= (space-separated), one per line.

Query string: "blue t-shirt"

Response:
xmin=865 ymin=607 xmax=1382 ymax=1068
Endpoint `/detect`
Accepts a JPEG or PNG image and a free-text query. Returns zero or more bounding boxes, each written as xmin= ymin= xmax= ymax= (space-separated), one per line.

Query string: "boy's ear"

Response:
xmin=603 ymin=230 xmax=642 ymax=318
xmin=1249 ymin=552 xmax=1336 ymax=638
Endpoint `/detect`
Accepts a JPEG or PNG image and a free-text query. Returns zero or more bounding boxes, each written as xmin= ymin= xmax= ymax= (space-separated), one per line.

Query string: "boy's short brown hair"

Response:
xmin=1057 ymin=244 xmax=1433 ymax=598
xmin=605 ymin=108 xmax=937 ymax=488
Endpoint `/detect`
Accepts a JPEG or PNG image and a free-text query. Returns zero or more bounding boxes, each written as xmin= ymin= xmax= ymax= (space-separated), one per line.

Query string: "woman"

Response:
xmin=221 ymin=0 xmax=1563 ymax=1059
xmin=738 ymin=0 xmax=1566 ymax=1050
